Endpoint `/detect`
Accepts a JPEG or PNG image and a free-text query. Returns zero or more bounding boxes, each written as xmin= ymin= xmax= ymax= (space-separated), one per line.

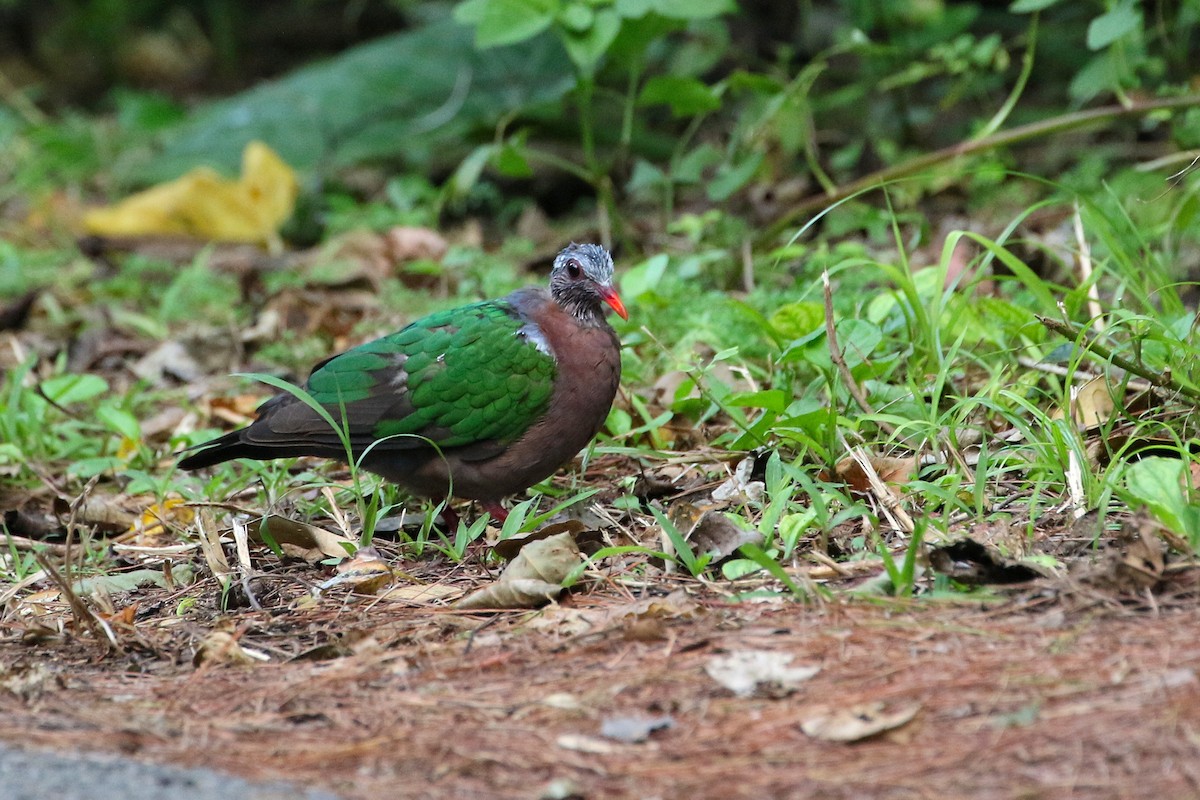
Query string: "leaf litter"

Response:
xmin=5 ymin=159 xmax=1200 ymax=799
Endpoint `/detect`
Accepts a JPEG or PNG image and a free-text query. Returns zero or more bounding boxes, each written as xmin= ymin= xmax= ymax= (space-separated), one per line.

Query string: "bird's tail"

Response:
xmin=176 ymin=430 xmax=260 ymax=470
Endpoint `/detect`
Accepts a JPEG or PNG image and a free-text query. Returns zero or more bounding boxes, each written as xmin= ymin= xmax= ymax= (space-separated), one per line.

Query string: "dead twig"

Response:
xmin=1037 ymin=316 xmax=1200 ymax=403
xmin=1072 ymin=201 xmax=1104 ymax=332
xmin=767 ymin=94 xmax=1200 ymax=240
xmin=823 ymin=270 xmax=897 ymax=436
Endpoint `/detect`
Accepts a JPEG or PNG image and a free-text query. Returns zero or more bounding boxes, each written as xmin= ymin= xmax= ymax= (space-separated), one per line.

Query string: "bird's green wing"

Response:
xmin=260 ymin=300 xmax=556 ymax=450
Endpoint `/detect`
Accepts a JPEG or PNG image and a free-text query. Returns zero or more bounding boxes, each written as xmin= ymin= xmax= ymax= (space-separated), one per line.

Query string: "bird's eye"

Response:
xmin=566 ymin=259 xmax=582 ymax=278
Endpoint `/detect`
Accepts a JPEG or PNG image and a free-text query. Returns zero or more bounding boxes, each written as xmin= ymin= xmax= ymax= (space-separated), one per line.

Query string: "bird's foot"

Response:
xmin=434 ymin=501 xmax=460 ymax=533
xmin=481 ymin=501 xmax=508 ymax=524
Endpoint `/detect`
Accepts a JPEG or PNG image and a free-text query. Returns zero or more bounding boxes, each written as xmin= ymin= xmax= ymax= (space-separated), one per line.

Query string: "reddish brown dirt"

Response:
xmin=2 ymin=593 xmax=1199 ymax=800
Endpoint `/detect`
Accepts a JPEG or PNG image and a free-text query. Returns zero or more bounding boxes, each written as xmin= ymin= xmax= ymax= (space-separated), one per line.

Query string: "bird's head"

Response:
xmin=550 ymin=243 xmax=628 ymax=323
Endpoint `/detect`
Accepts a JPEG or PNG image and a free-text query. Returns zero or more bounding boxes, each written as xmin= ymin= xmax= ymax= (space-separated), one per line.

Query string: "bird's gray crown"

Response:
xmin=554 ymin=243 xmax=614 ymax=284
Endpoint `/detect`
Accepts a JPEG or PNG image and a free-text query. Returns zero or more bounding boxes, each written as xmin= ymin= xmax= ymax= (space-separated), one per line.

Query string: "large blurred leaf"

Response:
xmin=133 ymin=18 xmax=573 ymax=183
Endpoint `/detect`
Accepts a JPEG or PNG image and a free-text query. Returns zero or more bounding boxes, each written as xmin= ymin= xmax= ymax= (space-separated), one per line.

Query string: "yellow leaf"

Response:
xmin=83 ymin=141 xmax=298 ymax=247
xmin=127 ymin=497 xmax=194 ymax=539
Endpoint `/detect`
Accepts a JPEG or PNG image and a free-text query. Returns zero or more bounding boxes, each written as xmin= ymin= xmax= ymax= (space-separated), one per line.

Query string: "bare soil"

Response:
xmin=2 ymin=578 xmax=1199 ymax=800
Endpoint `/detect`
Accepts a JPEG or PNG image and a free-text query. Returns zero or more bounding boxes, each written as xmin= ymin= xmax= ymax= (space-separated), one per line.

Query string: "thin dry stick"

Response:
xmin=766 ymin=94 xmax=1200 ymax=240
xmin=740 ymin=237 xmax=755 ymax=293
xmin=823 ymin=270 xmax=897 ymax=436
xmin=1072 ymin=201 xmax=1104 ymax=331
xmin=846 ymin=443 xmax=915 ymax=535
xmin=1038 ymin=316 xmax=1200 ymax=403
xmin=231 ymin=518 xmax=262 ymax=612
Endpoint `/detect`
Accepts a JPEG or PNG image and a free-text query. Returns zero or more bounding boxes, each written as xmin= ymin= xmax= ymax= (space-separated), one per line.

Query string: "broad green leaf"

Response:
xmin=727 ymin=389 xmax=787 ymax=413
xmin=707 ymin=153 xmax=763 ymax=202
xmin=96 ymin=406 xmax=142 ymax=441
xmin=68 ymin=456 xmax=124 ymax=478
xmin=650 ymin=0 xmax=735 ymax=19
xmin=558 ymin=1 xmax=594 ymax=31
xmin=837 ymin=319 xmax=884 ymax=368
xmin=560 ymin=7 xmax=621 ymax=73
xmin=1087 ymin=1 xmax=1141 ymax=50
xmin=1124 ymin=457 xmax=1200 ymax=539
xmin=137 ymin=19 xmax=573 ymax=181
xmin=494 ymin=142 xmax=534 ymax=178
xmin=638 ymin=75 xmax=721 ymax=117
xmin=448 ymin=144 xmax=496 ymax=198
xmin=41 ymin=374 xmax=109 ymax=406
xmin=1009 ymin=0 xmax=1061 ymax=11
xmin=621 ymin=253 xmax=670 ymax=299
xmin=674 ymin=143 xmax=721 ymax=183
xmin=456 ymin=0 xmax=558 ymax=48
xmin=615 ymin=0 xmax=654 ymax=16
xmin=770 ymin=301 xmax=825 ymax=339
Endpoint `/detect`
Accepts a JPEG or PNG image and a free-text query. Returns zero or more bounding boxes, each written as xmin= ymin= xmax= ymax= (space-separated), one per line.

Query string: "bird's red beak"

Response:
xmin=599 ymin=285 xmax=628 ymax=320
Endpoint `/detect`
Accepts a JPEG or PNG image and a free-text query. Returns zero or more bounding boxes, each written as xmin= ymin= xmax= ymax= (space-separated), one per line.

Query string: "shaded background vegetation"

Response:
xmin=4 ymin=0 xmax=1200 ymax=580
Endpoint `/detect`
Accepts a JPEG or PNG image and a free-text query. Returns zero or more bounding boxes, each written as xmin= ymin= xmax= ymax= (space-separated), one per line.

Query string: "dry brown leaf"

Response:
xmin=383 ymin=226 xmax=448 ymax=262
xmin=686 ymin=509 xmax=764 ymax=563
xmin=1051 ymin=376 xmax=1119 ymax=428
xmin=255 ymin=515 xmax=354 ymax=562
xmin=492 ymin=519 xmax=586 ymax=561
xmin=379 ymin=583 xmax=462 ymax=604
xmin=193 ymin=622 xmax=269 ymax=666
xmin=64 ymin=496 xmax=137 ymax=532
xmin=206 ymin=394 xmax=264 ymax=426
xmin=98 ymin=603 xmax=139 ymax=628
xmin=316 ymin=546 xmax=394 ymax=595
xmin=834 ymin=454 xmax=916 ymax=493
xmin=800 ymin=701 xmax=921 ymax=742
xmin=928 ymin=538 xmax=1051 ymax=585
xmin=454 ymin=532 xmax=581 ymax=610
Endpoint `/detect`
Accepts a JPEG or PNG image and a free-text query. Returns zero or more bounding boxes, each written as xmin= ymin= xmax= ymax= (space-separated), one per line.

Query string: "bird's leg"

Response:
xmin=433 ymin=499 xmax=459 ymax=532
xmin=481 ymin=501 xmax=508 ymax=524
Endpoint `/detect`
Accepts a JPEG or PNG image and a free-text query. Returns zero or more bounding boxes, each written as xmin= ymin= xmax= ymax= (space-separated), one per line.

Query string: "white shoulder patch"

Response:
xmin=519 ymin=322 xmax=556 ymax=358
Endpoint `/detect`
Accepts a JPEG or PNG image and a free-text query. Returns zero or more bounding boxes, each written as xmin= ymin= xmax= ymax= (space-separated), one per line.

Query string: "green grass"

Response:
xmin=5 ymin=85 xmax=1200 ymax=600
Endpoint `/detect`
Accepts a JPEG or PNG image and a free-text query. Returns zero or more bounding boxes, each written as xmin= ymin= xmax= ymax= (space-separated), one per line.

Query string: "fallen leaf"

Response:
xmin=801 ymin=701 xmax=921 ymax=742
xmin=72 ymin=564 xmax=194 ymax=595
xmin=928 ymin=538 xmax=1050 ymax=585
xmin=65 ymin=496 xmax=137 ymax=532
xmin=125 ymin=497 xmax=194 ymax=541
xmin=193 ymin=623 xmax=270 ymax=666
xmin=291 ymin=631 xmax=385 ymax=662
xmin=132 ymin=340 xmax=203 ymax=384
xmin=492 ymin=519 xmax=586 ymax=561
xmin=206 ymin=393 xmax=265 ymax=426
xmin=384 ymin=226 xmax=449 ymax=262
xmin=712 ymin=454 xmax=765 ymax=504
xmin=0 ymin=661 xmax=56 ymax=700
xmin=705 ymin=649 xmax=820 ymax=697
xmin=83 ymin=141 xmax=298 ymax=247
xmin=380 ymin=582 xmax=462 ymax=604
xmin=255 ymin=515 xmax=354 ymax=562
xmin=454 ymin=532 xmax=582 ymax=610
xmin=98 ymin=603 xmax=139 ymax=628
xmin=835 ymin=453 xmax=916 ymax=494
xmin=1051 ymin=376 xmax=1118 ymax=428
xmin=555 ymin=734 xmax=621 ymax=755
xmin=600 ymin=714 xmax=674 ymax=743
xmin=315 ymin=546 xmax=394 ymax=595
xmin=686 ymin=509 xmax=764 ymax=564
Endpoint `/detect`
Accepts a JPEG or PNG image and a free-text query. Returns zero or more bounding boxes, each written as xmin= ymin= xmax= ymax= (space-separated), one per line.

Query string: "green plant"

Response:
xmin=452 ymin=0 xmax=735 ymax=241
